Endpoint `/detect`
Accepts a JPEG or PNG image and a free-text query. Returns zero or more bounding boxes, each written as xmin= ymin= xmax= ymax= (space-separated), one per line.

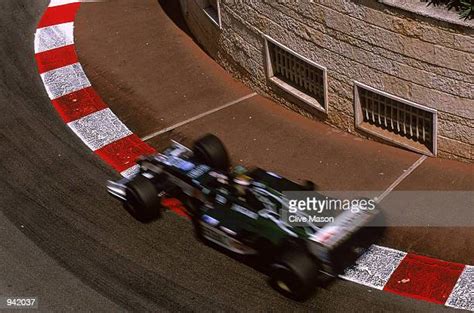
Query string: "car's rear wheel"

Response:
xmin=193 ymin=134 xmax=230 ymax=171
xmin=302 ymin=180 xmax=316 ymax=191
xmin=255 ymin=238 xmax=277 ymax=266
xmin=125 ymin=175 xmax=162 ymax=223
xmin=269 ymin=246 xmax=320 ymax=301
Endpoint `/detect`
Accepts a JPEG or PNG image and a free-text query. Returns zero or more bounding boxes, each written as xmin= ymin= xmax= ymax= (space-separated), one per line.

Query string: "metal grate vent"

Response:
xmin=265 ymin=37 xmax=327 ymax=112
xmin=355 ymin=83 xmax=437 ymax=155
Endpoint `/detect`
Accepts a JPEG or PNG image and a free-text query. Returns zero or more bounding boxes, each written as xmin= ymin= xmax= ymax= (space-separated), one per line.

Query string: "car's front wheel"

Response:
xmin=124 ymin=175 xmax=162 ymax=223
xmin=193 ymin=134 xmax=230 ymax=172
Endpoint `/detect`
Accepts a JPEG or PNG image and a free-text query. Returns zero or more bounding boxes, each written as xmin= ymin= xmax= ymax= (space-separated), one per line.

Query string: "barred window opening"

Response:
xmin=266 ymin=38 xmax=327 ymax=112
xmin=356 ymin=84 xmax=436 ymax=155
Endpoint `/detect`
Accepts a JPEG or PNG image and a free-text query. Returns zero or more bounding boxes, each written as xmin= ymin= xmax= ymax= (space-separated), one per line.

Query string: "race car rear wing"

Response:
xmin=307 ymin=207 xmax=384 ymax=273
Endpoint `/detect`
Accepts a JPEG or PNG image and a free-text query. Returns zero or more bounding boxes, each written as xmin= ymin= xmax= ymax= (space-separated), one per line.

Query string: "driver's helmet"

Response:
xmin=232 ymin=165 xmax=248 ymax=176
xmin=233 ymin=174 xmax=252 ymax=186
xmin=233 ymin=174 xmax=252 ymax=197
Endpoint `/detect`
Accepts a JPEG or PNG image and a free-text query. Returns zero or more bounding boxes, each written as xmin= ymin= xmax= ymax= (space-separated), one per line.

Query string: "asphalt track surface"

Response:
xmin=0 ymin=0 xmax=467 ymax=312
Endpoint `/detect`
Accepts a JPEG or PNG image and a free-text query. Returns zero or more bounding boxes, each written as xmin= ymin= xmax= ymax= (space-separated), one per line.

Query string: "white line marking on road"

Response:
xmin=40 ymin=63 xmax=91 ymax=100
xmin=445 ymin=265 xmax=474 ymax=311
xmin=374 ymin=155 xmax=428 ymax=204
xmin=67 ymin=108 xmax=132 ymax=151
xmin=48 ymin=0 xmax=79 ymax=7
xmin=49 ymin=0 xmax=106 ymax=5
xmin=141 ymin=92 xmax=258 ymax=142
xmin=340 ymin=245 xmax=407 ymax=290
xmin=34 ymin=22 xmax=74 ymax=53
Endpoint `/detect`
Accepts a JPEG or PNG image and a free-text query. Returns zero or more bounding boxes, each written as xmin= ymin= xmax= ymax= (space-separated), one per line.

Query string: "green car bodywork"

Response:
xmin=194 ymin=168 xmax=320 ymax=254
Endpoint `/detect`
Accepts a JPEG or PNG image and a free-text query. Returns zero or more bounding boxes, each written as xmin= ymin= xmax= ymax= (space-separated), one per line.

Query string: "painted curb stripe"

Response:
xmin=38 ymin=3 xmax=80 ymax=28
xmin=67 ymin=108 xmax=132 ymax=151
xmin=95 ymin=134 xmax=156 ymax=172
xmin=51 ymin=86 xmax=108 ymax=123
xmin=446 ymin=266 xmax=474 ymax=311
xmin=34 ymin=2 xmax=473 ymax=310
xmin=35 ymin=2 xmax=156 ymax=178
xmin=35 ymin=44 xmax=78 ymax=74
xmin=41 ymin=62 xmax=91 ymax=100
xmin=35 ymin=22 xmax=74 ymax=54
xmin=384 ymin=254 xmax=465 ymax=304
xmin=340 ymin=245 xmax=407 ymax=290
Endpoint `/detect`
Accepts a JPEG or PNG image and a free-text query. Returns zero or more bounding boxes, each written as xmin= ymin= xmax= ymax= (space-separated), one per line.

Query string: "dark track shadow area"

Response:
xmin=0 ymin=0 xmax=122 ymax=311
xmin=158 ymin=0 xmax=193 ymax=37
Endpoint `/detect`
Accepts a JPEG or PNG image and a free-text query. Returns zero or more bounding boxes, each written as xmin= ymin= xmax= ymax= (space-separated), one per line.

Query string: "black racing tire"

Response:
xmin=269 ymin=246 xmax=320 ymax=301
xmin=124 ymin=175 xmax=162 ymax=223
xmin=193 ymin=134 xmax=230 ymax=171
xmin=192 ymin=215 xmax=206 ymax=243
xmin=302 ymin=180 xmax=316 ymax=191
xmin=255 ymin=238 xmax=277 ymax=266
xmin=185 ymin=198 xmax=206 ymax=242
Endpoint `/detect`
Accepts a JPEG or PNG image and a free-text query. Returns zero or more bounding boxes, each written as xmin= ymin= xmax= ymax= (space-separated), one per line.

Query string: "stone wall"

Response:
xmin=180 ymin=0 xmax=473 ymax=161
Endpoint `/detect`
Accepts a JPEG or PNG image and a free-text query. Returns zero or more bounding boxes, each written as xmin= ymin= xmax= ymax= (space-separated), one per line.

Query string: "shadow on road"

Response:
xmin=158 ymin=0 xmax=193 ymax=37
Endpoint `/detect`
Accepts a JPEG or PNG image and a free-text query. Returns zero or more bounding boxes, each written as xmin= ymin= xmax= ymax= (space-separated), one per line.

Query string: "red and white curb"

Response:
xmin=34 ymin=1 xmax=473 ymax=310
xmin=35 ymin=0 xmax=155 ymax=178
xmin=341 ymin=246 xmax=472 ymax=309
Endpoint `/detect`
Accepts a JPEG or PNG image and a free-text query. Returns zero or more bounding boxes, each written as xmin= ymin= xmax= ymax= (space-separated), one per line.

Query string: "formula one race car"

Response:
xmin=107 ymin=134 xmax=384 ymax=300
